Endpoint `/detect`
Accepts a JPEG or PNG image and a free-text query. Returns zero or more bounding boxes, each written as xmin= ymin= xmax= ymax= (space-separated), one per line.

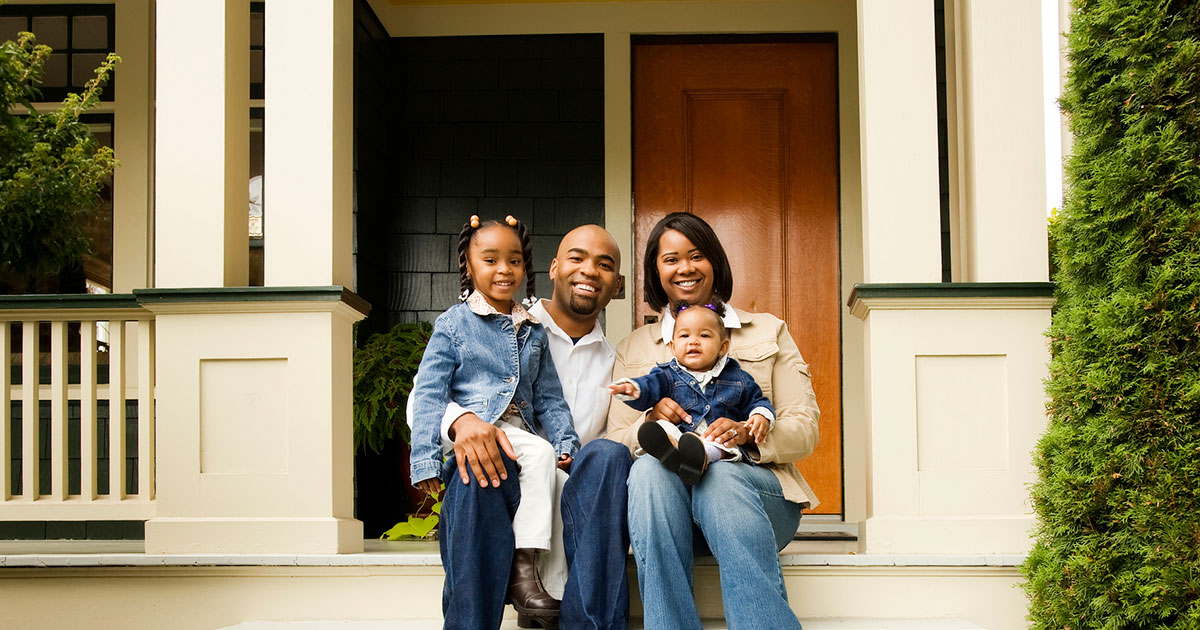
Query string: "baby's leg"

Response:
xmin=701 ymin=435 xmax=742 ymax=463
xmin=497 ymin=421 xmax=558 ymax=551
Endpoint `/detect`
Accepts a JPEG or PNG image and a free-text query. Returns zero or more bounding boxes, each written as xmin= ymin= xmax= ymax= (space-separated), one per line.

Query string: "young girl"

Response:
xmin=409 ymin=214 xmax=580 ymax=628
xmin=609 ymin=298 xmax=773 ymax=484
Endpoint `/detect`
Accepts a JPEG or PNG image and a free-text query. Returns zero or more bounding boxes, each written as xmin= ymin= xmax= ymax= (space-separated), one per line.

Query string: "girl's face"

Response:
xmin=656 ymin=229 xmax=715 ymax=307
xmin=465 ymin=225 xmax=525 ymax=312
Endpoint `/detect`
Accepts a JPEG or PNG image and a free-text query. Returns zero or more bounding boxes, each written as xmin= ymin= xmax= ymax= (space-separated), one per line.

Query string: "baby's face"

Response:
xmin=669 ymin=307 xmax=730 ymax=371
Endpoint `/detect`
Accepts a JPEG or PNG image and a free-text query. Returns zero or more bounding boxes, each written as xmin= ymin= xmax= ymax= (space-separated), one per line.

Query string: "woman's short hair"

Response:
xmin=643 ymin=212 xmax=733 ymax=312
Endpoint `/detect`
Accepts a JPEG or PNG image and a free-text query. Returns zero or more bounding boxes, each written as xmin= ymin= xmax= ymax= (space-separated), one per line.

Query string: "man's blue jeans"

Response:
xmin=438 ymin=439 xmax=632 ymax=630
xmin=560 ymin=439 xmax=632 ymax=630
xmin=627 ymin=456 xmax=803 ymax=630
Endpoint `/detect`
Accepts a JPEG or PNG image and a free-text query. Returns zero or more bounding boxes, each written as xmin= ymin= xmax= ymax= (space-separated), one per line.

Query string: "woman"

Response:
xmin=607 ymin=212 xmax=820 ymax=629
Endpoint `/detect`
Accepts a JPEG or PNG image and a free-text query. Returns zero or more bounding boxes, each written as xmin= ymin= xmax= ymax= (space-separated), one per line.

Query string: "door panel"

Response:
xmin=633 ymin=39 xmax=842 ymax=514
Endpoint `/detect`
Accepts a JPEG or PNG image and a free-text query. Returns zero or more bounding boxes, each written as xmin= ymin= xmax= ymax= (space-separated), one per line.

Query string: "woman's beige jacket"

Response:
xmin=606 ymin=307 xmax=821 ymax=508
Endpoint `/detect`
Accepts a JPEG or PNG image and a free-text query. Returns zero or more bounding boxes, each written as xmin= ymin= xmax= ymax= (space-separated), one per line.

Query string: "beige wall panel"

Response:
xmin=145 ymin=302 xmax=362 ymax=553
xmin=862 ymin=306 xmax=1049 ymax=553
xmin=199 ymin=358 xmax=289 ymax=475
xmin=915 ymin=354 xmax=1008 ymax=472
xmin=956 ymin=0 xmax=1049 ymax=281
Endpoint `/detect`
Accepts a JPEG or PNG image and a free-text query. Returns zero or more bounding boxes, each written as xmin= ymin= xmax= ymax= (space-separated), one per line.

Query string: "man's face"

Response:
xmin=548 ymin=226 xmax=623 ymax=320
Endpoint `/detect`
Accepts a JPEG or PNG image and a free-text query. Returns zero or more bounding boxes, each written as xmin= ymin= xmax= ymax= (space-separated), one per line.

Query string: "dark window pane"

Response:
xmin=41 ymin=52 xmax=67 ymax=87
xmin=72 ymin=15 xmax=108 ymax=49
xmin=250 ymin=49 xmax=264 ymax=84
xmin=72 ymin=52 xmax=107 ymax=87
xmin=31 ymin=15 xmax=66 ymax=49
xmin=0 ymin=17 xmax=28 ymax=42
xmin=250 ymin=11 xmax=265 ymax=47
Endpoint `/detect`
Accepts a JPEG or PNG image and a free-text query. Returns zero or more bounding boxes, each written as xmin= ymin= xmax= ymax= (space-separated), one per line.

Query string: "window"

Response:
xmin=0 ymin=4 xmax=116 ymax=103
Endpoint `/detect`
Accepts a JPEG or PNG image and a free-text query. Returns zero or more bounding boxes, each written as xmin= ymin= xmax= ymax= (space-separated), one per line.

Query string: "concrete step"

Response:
xmin=220 ymin=619 xmax=985 ymax=630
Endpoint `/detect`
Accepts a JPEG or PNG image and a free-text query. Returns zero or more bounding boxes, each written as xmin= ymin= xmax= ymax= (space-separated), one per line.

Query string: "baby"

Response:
xmin=609 ymin=299 xmax=773 ymax=484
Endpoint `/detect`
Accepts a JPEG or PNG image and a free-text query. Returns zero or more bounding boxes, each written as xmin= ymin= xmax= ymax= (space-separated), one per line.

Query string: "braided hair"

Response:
xmin=456 ymin=215 xmax=537 ymax=304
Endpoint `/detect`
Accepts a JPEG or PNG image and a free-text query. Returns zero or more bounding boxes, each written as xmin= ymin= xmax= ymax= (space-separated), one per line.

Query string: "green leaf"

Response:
xmin=380 ymin=514 xmax=440 ymax=541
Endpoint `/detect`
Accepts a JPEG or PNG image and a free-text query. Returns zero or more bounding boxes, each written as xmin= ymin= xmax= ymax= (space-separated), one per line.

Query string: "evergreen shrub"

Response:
xmin=1024 ymin=1 xmax=1200 ymax=628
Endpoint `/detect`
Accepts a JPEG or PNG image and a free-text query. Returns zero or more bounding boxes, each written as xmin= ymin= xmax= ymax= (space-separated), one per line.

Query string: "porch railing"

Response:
xmin=1 ymin=295 xmax=155 ymax=520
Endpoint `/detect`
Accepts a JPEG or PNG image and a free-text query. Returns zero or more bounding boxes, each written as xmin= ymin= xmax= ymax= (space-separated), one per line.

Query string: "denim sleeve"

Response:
xmin=409 ymin=314 xmax=459 ymax=484
xmin=531 ymin=331 xmax=581 ymax=458
xmin=621 ymin=366 xmax=672 ymax=412
xmin=739 ymin=372 xmax=776 ymax=424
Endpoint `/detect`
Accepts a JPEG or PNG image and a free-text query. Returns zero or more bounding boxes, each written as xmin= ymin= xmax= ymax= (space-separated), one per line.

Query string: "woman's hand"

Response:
xmin=703 ymin=417 xmax=749 ymax=447
xmin=649 ymin=397 xmax=691 ymax=425
xmin=448 ymin=412 xmax=518 ymax=488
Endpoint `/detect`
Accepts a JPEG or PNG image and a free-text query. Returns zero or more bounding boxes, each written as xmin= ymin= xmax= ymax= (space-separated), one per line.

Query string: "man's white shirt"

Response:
xmin=407 ymin=298 xmax=616 ymax=448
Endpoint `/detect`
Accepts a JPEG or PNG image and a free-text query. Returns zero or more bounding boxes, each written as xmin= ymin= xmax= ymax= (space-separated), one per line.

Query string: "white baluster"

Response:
xmin=50 ymin=321 xmax=68 ymax=500
xmin=108 ymin=321 xmax=126 ymax=499
xmin=21 ymin=321 xmax=39 ymax=499
xmin=80 ymin=321 xmax=98 ymax=501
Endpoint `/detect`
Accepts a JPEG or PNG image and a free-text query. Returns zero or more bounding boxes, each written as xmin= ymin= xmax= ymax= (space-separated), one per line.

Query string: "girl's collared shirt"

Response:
xmin=465 ymin=290 xmax=538 ymax=330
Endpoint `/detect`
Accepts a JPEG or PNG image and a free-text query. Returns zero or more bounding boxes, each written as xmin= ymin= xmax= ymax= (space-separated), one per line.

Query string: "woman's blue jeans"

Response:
xmin=627 ymin=456 xmax=803 ymax=630
xmin=438 ymin=439 xmax=632 ymax=630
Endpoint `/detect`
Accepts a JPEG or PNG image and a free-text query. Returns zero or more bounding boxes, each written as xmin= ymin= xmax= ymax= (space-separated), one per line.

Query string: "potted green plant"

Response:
xmin=352 ymin=320 xmax=441 ymax=538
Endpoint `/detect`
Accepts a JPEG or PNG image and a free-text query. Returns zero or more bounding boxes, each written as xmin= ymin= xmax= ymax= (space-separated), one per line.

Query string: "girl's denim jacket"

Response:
xmin=409 ymin=301 xmax=580 ymax=484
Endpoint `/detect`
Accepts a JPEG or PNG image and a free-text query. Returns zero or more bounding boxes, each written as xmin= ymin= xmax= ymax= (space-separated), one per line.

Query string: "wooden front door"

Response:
xmin=633 ymin=37 xmax=842 ymax=514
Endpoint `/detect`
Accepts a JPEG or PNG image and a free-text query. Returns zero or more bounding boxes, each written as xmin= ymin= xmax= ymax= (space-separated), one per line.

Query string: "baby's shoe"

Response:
xmin=638 ymin=421 xmax=681 ymax=472
xmin=676 ymin=433 xmax=709 ymax=485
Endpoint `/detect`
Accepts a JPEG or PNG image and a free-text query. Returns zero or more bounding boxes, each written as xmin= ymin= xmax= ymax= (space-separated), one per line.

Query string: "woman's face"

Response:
xmin=655 ymin=228 xmax=715 ymax=307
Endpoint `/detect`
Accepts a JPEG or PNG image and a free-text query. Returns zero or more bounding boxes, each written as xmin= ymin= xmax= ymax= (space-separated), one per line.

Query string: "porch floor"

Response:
xmin=0 ymin=538 xmax=1025 ymax=568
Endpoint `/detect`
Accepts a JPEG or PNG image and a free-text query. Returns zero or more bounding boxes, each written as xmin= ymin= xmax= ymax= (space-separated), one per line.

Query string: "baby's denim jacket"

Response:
xmin=621 ymin=357 xmax=774 ymax=433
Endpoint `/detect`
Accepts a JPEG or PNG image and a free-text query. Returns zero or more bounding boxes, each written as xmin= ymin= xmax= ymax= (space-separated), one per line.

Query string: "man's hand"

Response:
xmin=649 ymin=397 xmax=690 ymax=425
xmin=608 ymin=382 xmax=636 ymax=397
xmin=745 ymin=413 xmax=769 ymax=445
xmin=448 ymin=412 xmax=517 ymax=488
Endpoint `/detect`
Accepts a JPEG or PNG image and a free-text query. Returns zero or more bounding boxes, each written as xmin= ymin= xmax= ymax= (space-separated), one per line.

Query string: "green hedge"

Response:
xmin=1024 ymin=1 xmax=1200 ymax=628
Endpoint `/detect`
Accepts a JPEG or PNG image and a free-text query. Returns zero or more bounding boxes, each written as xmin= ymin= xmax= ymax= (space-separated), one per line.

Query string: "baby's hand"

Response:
xmin=557 ymin=453 xmax=573 ymax=472
xmin=746 ymin=414 xmax=769 ymax=444
xmin=608 ymin=382 xmax=636 ymax=397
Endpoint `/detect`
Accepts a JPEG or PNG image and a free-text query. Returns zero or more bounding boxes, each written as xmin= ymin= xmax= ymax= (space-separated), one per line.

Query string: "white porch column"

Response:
xmin=263 ymin=0 xmax=353 ymax=287
xmin=153 ymin=0 xmax=248 ymax=288
xmin=856 ymin=0 xmax=942 ymax=283
xmin=853 ymin=1 xmax=1052 ymax=556
xmin=953 ymin=1 xmax=1050 ymax=281
xmin=145 ymin=0 xmax=363 ymax=553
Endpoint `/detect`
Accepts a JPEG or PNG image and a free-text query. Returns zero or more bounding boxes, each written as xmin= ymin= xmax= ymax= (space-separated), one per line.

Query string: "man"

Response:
xmin=413 ymin=225 xmax=631 ymax=630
